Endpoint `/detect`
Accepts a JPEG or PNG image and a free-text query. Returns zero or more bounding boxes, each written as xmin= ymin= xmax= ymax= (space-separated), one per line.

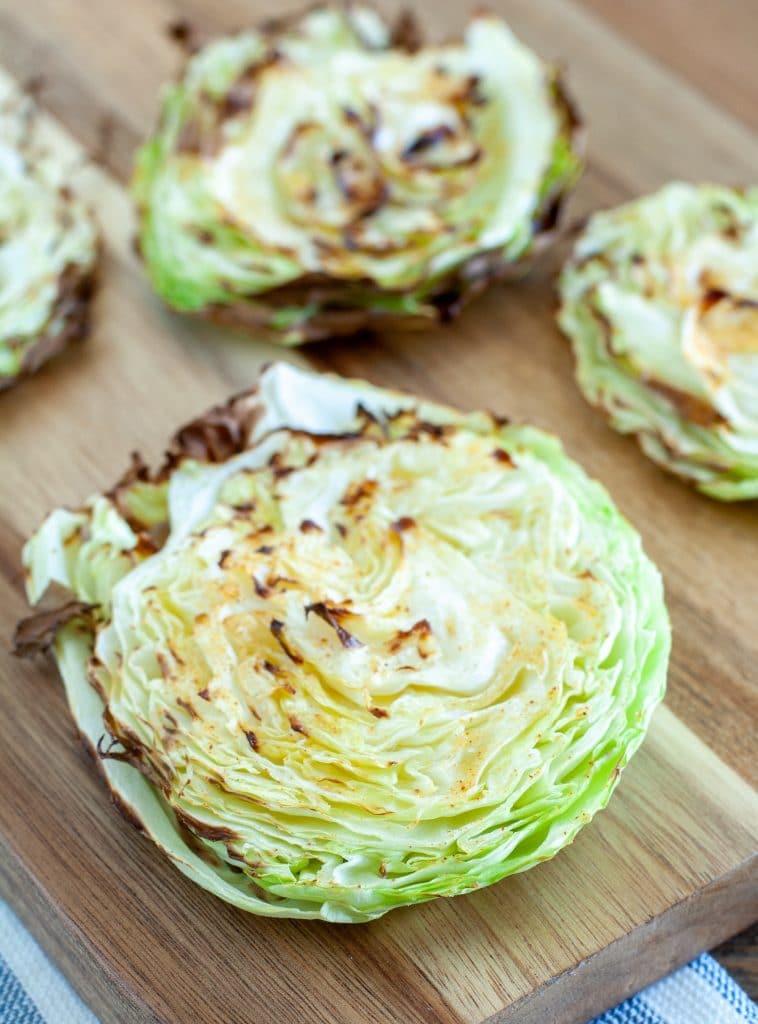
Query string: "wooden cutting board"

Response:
xmin=0 ymin=2 xmax=756 ymax=1022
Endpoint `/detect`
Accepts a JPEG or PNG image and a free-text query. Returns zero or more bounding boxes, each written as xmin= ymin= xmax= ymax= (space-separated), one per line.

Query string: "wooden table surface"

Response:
xmin=0 ymin=0 xmax=756 ymax=1016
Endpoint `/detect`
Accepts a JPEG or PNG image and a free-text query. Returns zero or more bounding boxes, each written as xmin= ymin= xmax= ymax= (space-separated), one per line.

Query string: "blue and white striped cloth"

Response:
xmin=1 ymin=900 xmax=755 ymax=1023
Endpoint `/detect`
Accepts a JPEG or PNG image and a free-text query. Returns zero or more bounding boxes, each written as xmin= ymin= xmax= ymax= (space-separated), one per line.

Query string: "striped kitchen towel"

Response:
xmin=1 ymin=899 xmax=755 ymax=1023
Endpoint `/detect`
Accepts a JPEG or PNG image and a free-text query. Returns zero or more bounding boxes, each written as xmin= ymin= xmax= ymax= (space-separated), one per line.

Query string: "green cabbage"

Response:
xmin=559 ymin=183 xmax=758 ymax=500
xmin=0 ymin=84 xmax=99 ymax=389
xmin=133 ymin=6 xmax=582 ymax=343
xmin=19 ymin=363 xmax=669 ymax=922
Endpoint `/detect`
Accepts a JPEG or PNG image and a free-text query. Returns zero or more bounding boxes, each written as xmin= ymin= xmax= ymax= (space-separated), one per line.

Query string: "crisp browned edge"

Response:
xmin=12 ymin=601 xmax=95 ymax=656
xmin=136 ymin=3 xmax=585 ymax=343
xmin=12 ymin=376 xmax=267 ymax=654
xmin=0 ymin=251 xmax=100 ymax=392
xmin=488 ymin=853 xmax=758 ymax=1024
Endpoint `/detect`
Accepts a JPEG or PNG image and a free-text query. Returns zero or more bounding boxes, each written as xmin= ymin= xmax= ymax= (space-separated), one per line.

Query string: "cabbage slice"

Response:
xmin=0 ymin=83 xmax=99 ymax=389
xmin=559 ymin=183 xmax=758 ymax=500
xmin=18 ymin=363 xmax=669 ymax=922
xmin=133 ymin=6 xmax=582 ymax=343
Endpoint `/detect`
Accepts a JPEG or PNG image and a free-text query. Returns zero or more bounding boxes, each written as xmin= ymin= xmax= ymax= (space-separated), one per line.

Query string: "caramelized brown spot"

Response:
xmin=299 ymin=518 xmax=322 ymax=533
xmin=267 ymin=574 xmax=297 ymax=590
xmin=645 ymin=377 xmax=724 ymax=428
xmin=461 ymin=74 xmax=487 ymax=107
xmin=370 ymin=706 xmax=389 ymax=719
xmin=341 ymin=478 xmax=378 ymax=508
xmin=191 ymin=227 xmax=214 ymax=245
xmin=355 ymin=402 xmax=386 ymax=434
xmin=220 ymin=84 xmax=254 ymax=119
xmin=270 ymin=619 xmax=303 ymax=664
xmin=389 ymin=618 xmax=433 ymax=657
xmin=402 ymin=124 xmax=454 ymax=159
xmin=392 ymin=516 xmax=416 ymax=533
xmin=419 ymin=419 xmax=452 ymax=439
xmin=268 ymin=450 xmax=297 ymax=480
xmin=306 ymin=602 xmax=364 ymax=650
xmin=163 ymin=712 xmax=179 ymax=734
xmin=262 ymin=659 xmax=281 ymax=676
xmin=218 ymin=548 xmax=232 ymax=569
xmin=198 ymin=687 xmax=211 ymax=701
xmin=176 ymin=697 xmax=200 ymax=721
xmin=86 ymin=658 xmax=108 ymax=703
xmin=133 ymin=532 xmax=160 ymax=558
xmin=492 ymin=448 xmax=514 ymax=466
xmin=245 ymin=730 xmax=259 ymax=752
xmin=168 ymin=647 xmax=185 ymax=669
xmin=488 ymin=411 xmax=511 ymax=430
xmin=701 ymin=287 xmax=729 ymax=313
xmin=253 ymin=575 xmax=272 ymax=599
xmin=289 ymin=716 xmax=308 ymax=736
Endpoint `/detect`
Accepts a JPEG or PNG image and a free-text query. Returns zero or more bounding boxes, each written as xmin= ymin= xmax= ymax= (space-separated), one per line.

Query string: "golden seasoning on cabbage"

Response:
xmin=16 ymin=363 xmax=669 ymax=922
xmin=0 ymin=84 xmax=99 ymax=390
xmin=133 ymin=6 xmax=582 ymax=343
xmin=559 ymin=183 xmax=758 ymax=500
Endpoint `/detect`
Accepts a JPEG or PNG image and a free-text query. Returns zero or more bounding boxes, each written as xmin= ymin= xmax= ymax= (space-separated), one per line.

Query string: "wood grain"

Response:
xmin=576 ymin=0 xmax=758 ymax=134
xmin=0 ymin=1 xmax=756 ymax=1020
